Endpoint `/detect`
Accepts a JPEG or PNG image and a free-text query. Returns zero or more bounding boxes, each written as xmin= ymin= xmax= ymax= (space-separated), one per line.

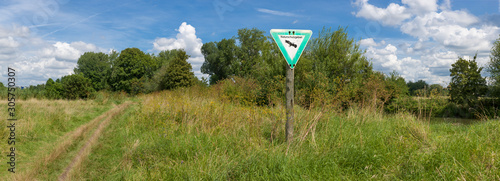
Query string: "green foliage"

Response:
xmin=296 ymin=71 xmax=345 ymax=109
xmin=161 ymin=50 xmax=196 ymax=90
xmin=155 ymin=49 xmax=186 ymax=68
xmin=74 ymin=52 xmax=111 ymax=91
xmin=0 ymin=82 xmax=6 ymax=95
xmin=306 ymin=26 xmax=372 ymax=81
xmin=236 ymin=28 xmax=272 ymax=78
xmin=216 ymin=76 xmax=263 ymax=105
xmin=294 ymin=26 xmax=374 ymax=109
xmin=200 ymin=27 xmax=418 ymax=110
xmin=385 ymin=71 xmax=410 ymax=98
xmin=144 ymin=50 xmax=187 ymax=93
xmin=201 ymin=28 xmax=285 ymax=85
xmin=407 ymin=80 xmax=429 ymax=96
xmin=201 ymin=39 xmax=239 ymax=84
xmin=109 ymin=48 xmax=156 ymax=93
xmin=449 ymin=55 xmax=487 ymax=106
xmin=429 ymin=84 xmax=444 ymax=96
xmin=45 ymin=78 xmax=63 ymax=99
xmin=61 ymin=74 xmax=95 ymax=99
xmin=488 ymin=35 xmax=500 ymax=97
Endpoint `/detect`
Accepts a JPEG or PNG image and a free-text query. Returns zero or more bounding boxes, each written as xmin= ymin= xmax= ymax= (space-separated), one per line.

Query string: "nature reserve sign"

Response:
xmin=270 ymin=29 xmax=312 ymax=68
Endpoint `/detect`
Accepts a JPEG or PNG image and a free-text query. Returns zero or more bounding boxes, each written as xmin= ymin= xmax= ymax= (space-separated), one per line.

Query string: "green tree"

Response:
xmin=60 ymin=74 xmax=95 ymax=99
xmin=385 ymin=71 xmax=409 ymax=98
xmin=201 ymin=39 xmax=240 ymax=84
xmin=449 ymin=55 xmax=487 ymax=106
xmin=161 ymin=50 xmax=196 ymax=90
xmin=201 ymin=28 xmax=284 ymax=85
xmin=45 ymin=78 xmax=63 ymax=99
xmin=74 ymin=52 xmax=111 ymax=91
xmin=306 ymin=27 xmax=372 ymax=82
xmin=488 ymin=35 xmax=500 ymax=97
xmin=155 ymin=49 xmax=186 ymax=69
xmin=236 ymin=28 xmax=269 ymax=77
xmin=145 ymin=49 xmax=193 ymax=92
xmin=407 ymin=80 xmax=429 ymax=96
xmin=109 ymin=48 xmax=156 ymax=93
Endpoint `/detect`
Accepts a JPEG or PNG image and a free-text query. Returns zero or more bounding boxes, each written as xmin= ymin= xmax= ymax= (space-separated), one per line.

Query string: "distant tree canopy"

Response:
xmin=74 ymin=52 xmax=111 ymax=91
xmin=429 ymin=84 xmax=444 ymax=96
xmin=109 ymin=48 xmax=157 ymax=93
xmin=407 ymin=80 xmax=429 ymax=96
xmin=488 ymin=35 xmax=500 ymax=97
xmin=450 ymin=55 xmax=487 ymax=106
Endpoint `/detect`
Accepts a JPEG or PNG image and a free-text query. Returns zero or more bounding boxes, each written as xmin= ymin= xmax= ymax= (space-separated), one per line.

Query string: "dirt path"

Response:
xmin=57 ymin=102 xmax=131 ymax=181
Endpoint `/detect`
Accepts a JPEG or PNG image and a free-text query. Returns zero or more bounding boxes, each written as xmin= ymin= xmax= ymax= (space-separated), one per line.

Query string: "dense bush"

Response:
xmin=60 ymin=74 xmax=95 ymax=100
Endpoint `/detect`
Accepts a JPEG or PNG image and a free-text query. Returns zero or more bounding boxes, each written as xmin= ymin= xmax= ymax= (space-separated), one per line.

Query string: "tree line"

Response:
xmin=0 ymin=48 xmax=198 ymax=100
xmin=2 ymin=26 xmax=500 ymax=117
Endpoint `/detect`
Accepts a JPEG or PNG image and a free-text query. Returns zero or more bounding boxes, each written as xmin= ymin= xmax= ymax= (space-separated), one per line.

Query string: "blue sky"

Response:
xmin=1 ymin=0 xmax=500 ymax=86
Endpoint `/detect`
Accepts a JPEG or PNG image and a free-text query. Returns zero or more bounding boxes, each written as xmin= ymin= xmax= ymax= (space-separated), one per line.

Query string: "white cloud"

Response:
xmin=402 ymin=0 xmax=438 ymax=15
xmin=0 ymin=24 xmax=104 ymax=85
xmin=353 ymin=0 xmax=411 ymax=26
xmin=360 ymin=38 xmax=379 ymax=47
xmin=153 ymin=22 xmax=205 ymax=78
xmin=354 ymin=0 xmax=498 ymax=54
xmin=256 ymin=8 xmax=299 ymax=17
xmin=439 ymin=0 xmax=451 ymax=11
xmin=42 ymin=42 xmax=92 ymax=61
xmin=353 ymin=0 xmax=500 ymax=85
xmin=363 ymin=39 xmax=460 ymax=85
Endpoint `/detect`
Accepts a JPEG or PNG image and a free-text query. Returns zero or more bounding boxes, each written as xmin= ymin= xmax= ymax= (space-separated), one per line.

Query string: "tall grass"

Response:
xmin=0 ymin=98 xmax=114 ymax=179
xmin=75 ymin=86 xmax=499 ymax=180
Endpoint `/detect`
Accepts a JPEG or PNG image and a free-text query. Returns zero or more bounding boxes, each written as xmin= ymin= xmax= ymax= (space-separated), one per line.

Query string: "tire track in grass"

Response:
xmin=12 ymin=103 xmax=122 ymax=181
xmin=58 ymin=102 xmax=131 ymax=181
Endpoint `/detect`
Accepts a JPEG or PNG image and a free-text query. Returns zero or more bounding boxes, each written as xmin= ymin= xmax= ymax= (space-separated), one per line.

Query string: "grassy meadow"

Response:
xmin=1 ymin=87 xmax=500 ymax=180
xmin=0 ymin=93 xmax=128 ymax=180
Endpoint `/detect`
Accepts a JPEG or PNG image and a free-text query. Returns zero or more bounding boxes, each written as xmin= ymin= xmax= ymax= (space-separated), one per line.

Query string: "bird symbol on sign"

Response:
xmin=285 ymin=40 xmax=297 ymax=48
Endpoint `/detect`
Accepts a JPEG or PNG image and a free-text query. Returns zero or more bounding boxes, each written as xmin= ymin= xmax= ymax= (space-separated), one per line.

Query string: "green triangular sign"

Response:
xmin=270 ymin=29 xmax=312 ymax=69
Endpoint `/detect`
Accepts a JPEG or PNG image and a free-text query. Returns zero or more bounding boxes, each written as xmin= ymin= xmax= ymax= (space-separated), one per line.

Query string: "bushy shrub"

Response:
xmin=215 ymin=76 xmax=262 ymax=106
xmin=61 ymin=74 xmax=95 ymax=100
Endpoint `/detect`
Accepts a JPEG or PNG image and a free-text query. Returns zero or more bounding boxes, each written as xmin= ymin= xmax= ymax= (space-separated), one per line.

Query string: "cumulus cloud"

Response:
xmin=354 ymin=0 xmax=499 ymax=85
xmin=353 ymin=0 xmax=411 ymax=26
xmin=360 ymin=38 xmax=379 ymax=47
xmin=0 ymin=24 xmax=104 ymax=85
xmin=402 ymin=0 xmax=438 ymax=15
xmin=364 ymin=41 xmax=451 ymax=85
xmin=401 ymin=10 xmax=498 ymax=53
xmin=41 ymin=41 xmax=98 ymax=62
xmin=153 ymin=22 xmax=206 ymax=78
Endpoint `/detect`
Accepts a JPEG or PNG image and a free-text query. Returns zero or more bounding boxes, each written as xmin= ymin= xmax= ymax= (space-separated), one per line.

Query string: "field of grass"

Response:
xmin=0 ymin=92 xmax=132 ymax=180
xmin=79 ymin=87 xmax=499 ymax=180
xmin=2 ymin=87 xmax=499 ymax=180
